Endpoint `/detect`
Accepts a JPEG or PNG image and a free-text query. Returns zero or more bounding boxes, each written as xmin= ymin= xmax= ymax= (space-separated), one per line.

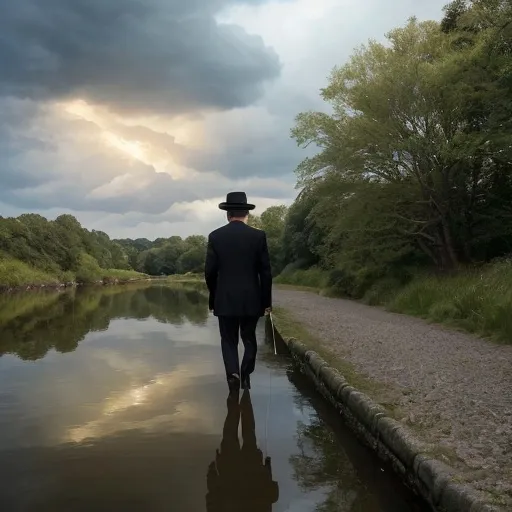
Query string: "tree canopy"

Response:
xmin=117 ymin=235 xmax=207 ymax=276
xmin=0 ymin=214 xmax=133 ymax=282
xmin=276 ymin=1 xmax=512 ymax=297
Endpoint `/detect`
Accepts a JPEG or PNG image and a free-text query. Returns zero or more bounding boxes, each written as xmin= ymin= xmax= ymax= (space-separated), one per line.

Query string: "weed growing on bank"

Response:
xmin=274 ymin=266 xmax=329 ymax=289
xmin=0 ymin=257 xmax=59 ymax=288
xmin=0 ymin=254 xmax=147 ymax=289
xmin=166 ymin=273 xmax=203 ymax=283
xmin=389 ymin=261 xmax=512 ymax=343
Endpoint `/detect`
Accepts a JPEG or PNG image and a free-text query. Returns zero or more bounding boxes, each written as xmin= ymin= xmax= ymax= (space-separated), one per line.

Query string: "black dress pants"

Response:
xmin=218 ymin=316 xmax=259 ymax=379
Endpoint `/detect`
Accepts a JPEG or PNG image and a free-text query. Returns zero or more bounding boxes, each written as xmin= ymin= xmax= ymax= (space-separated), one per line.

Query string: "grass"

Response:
xmin=275 ymin=260 xmax=512 ymax=344
xmin=388 ymin=260 xmax=512 ymax=343
xmin=100 ymin=268 xmax=148 ymax=281
xmin=271 ymin=306 xmax=404 ymax=414
xmin=0 ymin=255 xmax=148 ymax=289
xmin=0 ymin=257 xmax=60 ymax=288
xmin=274 ymin=266 xmax=329 ymax=289
xmin=166 ymin=273 xmax=203 ymax=283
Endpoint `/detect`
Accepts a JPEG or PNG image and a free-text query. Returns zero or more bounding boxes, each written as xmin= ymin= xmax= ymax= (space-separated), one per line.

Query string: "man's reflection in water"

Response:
xmin=206 ymin=389 xmax=279 ymax=511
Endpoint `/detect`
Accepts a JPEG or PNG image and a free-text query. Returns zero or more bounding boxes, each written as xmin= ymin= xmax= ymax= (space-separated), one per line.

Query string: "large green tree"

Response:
xmin=292 ymin=14 xmax=512 ymax=272
xmin=248 ymin=205 xmax=288 ymax=274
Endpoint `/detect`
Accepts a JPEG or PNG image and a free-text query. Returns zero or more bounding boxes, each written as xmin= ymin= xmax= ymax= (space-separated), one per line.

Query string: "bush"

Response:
xmin=101 ymin=269 xmax=147 ymax=281
xmin=275 ymin=266 xmax=329 ymax=288
xmin=362 ymin=277 xmax=403 ymax=306
xmin=280 ymin=259 xmax=311 ymax=274
xmin=74 ymin=253 xmax=102 ymax=283
xmin=327 ymin=268 xmax=359 ymax=297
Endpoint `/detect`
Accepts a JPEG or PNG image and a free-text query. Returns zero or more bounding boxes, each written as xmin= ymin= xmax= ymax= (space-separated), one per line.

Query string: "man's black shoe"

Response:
xmin=241 ymin=375 xmax=251 ymax=390
xmin=227 ymin=374 xmax=240 ymax=392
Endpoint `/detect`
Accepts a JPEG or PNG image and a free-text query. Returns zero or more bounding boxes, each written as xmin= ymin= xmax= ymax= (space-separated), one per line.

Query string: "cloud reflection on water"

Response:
xmin=66 ymin=360 xmax=220 ymax=443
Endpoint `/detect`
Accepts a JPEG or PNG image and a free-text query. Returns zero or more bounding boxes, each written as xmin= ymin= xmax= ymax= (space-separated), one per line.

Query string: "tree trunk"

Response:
xmin=439 ymin=220 xmax=459 ymax=269
xmin=416 ymin=237 xmax=440 ymax=266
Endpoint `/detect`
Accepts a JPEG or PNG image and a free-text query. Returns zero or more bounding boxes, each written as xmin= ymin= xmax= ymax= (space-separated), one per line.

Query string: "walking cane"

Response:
xmin=269 ymin=311 xmax=277 ymax=356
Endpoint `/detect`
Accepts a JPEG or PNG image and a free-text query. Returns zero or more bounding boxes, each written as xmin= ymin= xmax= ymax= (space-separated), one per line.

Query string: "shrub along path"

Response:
xmin=274 ymin=288 xmax=512 ymax=509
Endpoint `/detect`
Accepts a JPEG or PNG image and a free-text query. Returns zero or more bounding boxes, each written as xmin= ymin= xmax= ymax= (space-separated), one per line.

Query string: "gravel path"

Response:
xmin=275 ymin=289 xmax=512 ymax=508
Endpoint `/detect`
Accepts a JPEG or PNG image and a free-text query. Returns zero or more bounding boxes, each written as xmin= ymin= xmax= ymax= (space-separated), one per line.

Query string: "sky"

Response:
xmin=0 ymin=0 xmax=449 ymax=240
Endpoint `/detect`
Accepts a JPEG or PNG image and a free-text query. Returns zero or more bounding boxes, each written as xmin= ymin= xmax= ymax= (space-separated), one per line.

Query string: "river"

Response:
xmin=0 ymin=283 xmax=428 ymax=511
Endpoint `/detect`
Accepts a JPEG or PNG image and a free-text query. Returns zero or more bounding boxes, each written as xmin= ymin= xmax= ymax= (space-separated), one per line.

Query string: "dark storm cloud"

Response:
xmin=190 ymin=143 xmax=300 ymax=178
xmin=0 ymin=167 xmax=198 ymax=216
xmin=184 ymin=127 xmax=311 ymax=179
xmin=0 ymin=103 xmax=58 ymax=190
xmin=0 ymin=0 xmax=281 ymax=115
xmin=87 ymin=172 xmax=199 ymax=215
xmin=0 ymin=98 xmax=294 ymax=216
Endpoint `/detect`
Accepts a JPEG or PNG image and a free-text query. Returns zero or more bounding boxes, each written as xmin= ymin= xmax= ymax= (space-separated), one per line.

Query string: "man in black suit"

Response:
xmin=205 ymin=192 xmax=272 ymax=391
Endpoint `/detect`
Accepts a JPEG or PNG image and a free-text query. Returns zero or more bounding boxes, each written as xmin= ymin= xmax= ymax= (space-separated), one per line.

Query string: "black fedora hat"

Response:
xmin=218 ymin=191 xmax=255 ymax=211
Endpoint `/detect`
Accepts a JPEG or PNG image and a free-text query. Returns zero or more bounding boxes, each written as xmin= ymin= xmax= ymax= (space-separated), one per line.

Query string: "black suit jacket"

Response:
xmin=204 ymin=221 xmax=272 ymax=317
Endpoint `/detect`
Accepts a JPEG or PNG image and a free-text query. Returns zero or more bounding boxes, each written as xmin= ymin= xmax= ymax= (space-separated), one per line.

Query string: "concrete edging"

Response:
xmin=266 ymin=316 xmax=498 ymax=512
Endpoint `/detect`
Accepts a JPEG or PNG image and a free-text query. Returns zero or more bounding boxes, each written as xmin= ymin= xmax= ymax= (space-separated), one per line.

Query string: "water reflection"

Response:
xmin=206 ymin=390 xmax=279 ymax=511
xmin=0 ymin=284 xmax=427 ymax=511
xmin=287 ymin=370 xmax=428 ymax=512
xmin=0 ymin=284 xmax=209 ymax=360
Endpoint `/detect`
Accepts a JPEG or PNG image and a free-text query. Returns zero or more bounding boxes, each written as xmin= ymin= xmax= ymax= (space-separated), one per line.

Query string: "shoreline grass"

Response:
xmin=0 ymin=255 xmax=149 ymax=291
xmin=166 ymin=273 xmax=203 ymax=283
xmin=275 ymin=260 xmax=512 ymax=344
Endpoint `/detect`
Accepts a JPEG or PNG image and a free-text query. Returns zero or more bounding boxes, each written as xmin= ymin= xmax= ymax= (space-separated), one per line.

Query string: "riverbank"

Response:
xmin=272 ymin=288 xmax=511 ymax=510
xmin=166 ymin=272 xmax=203 ymax=283
xmin=275 ymin=259 xmax=512 ymax=344
xmin=0 ymin=256 xmax=148 ymax=293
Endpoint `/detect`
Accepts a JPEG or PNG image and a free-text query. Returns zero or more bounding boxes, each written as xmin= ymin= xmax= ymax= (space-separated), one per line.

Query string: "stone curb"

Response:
xmin=266 ymin=316 xmax=499 ymax=512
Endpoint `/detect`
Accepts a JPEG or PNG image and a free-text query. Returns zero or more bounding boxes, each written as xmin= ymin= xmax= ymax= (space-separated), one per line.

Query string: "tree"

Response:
xmin=259 ymin=206 xmax=287 ymax=274
xmin=441 ymin=0 xmax=469 ymax=33
xmin=281 ymin=188 xmax=323 ymax=270
xmin=292 ymin=16 xmax=512 ymax=270
xmin=184 ymin=235 xmax=207 ymax=249
xmin=260 ymin=206 xmax=287 ymax=239
xmin=177 ymin=246 xmax=205 ymax=274
xmin=247 ymin=214 xmax=263 ymax=229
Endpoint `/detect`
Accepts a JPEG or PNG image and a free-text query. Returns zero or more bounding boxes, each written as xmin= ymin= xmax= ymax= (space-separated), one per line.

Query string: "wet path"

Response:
xmin=0 ymin=284 xmax=428 ymax=511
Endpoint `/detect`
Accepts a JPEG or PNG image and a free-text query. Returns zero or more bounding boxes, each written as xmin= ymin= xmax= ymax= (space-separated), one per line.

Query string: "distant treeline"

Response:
xmin=0 ymin=213 xmax=143 ymax=287
xmin=116 ymin=235 xmax=207 ymax=276
xmin=117 ymin=205 xmax=290 ymax=277
xmin=0 ymin=213 xmax=213 ymax=286
xmin=0 ymin=207 xmax=289 ymax=288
